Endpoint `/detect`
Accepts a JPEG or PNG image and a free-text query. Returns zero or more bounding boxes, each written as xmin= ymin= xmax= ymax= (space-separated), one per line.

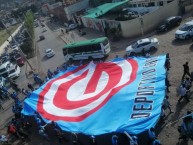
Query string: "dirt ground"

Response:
xmin=2 ymin=15 xmax=193 ymax=145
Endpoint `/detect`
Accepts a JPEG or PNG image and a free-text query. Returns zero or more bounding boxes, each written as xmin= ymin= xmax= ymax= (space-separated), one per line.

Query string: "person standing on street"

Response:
xmin=182 ymin=62 xmax=191 ymax=80
xmin=178 ymin=84 xmax=190 ymax=102
xmin=27 ymin=83 xmax=34 ymax=91
xmin=163 ymin=95 xmax=173 ymax=113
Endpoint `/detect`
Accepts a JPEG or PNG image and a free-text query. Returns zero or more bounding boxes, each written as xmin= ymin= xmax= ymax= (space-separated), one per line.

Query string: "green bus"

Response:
xmin=63 ymin=37 xmax=111 ymax=61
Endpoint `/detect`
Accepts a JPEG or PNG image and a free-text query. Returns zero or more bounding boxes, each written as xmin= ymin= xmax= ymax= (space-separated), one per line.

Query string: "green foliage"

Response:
xmin=20 ymin=39 xmax=34 ymax=58
xmin=24 ymin=11 xmax=34 ymax=38
xmin=22 ymin=11 xmax=35 ymax=58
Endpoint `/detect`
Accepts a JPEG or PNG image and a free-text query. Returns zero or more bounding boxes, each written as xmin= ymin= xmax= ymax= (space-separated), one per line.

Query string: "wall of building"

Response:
xmin=120 ymin=0 xmax=179 ymax=37
xmin=185 ymin=4 xmax=193 ymax=13
xmin=64 ymin=0 xmax=89 ymax=21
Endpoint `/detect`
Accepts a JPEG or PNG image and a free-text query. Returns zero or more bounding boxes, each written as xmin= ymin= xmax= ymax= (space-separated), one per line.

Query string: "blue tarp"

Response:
xmin=22 ymin=56 xmax=166 ymax=135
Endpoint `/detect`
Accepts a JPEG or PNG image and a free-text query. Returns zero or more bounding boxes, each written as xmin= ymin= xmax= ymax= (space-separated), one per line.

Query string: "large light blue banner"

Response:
xmin=22 ymin=55 xmax=166 ymax=135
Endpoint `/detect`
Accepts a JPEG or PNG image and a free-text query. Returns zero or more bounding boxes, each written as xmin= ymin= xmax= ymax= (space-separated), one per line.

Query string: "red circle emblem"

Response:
xmin=37 ymin=59 xmax=138 ymax=122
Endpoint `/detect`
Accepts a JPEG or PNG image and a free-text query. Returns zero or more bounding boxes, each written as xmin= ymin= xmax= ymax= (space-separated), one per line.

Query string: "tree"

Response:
xmin=24 ymin=11 xmax=34 ymax=38
xmin=22 ymin=11 xmax=34 ymax=58
xmin=20 ymin=39 xmax=33 ymax=58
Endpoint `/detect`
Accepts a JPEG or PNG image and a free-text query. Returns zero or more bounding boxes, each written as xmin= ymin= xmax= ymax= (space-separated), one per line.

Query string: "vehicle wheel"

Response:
xmin=150 ymin=46 xmax=155 ymax=51
xmin=185 ymin=35 xmax=190 ymax=40
xmin=88 ymin=56 xmax=93 ymax=61
xmin=130 ymin=52 xmax=136 ymax=56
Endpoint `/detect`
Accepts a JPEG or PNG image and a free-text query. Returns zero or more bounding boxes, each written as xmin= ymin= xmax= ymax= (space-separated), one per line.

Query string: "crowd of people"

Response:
xmin=1 ymin=54 xmax=193 ymax=145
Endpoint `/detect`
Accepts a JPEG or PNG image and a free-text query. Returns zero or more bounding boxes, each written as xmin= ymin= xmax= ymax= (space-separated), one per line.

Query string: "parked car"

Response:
xmin=8 ymin=64 xmax=21 ymax=79
xmin=45 ymin=48 xmax=55 ymax=58
xmin=0 ymin=61 xmax=12 ymax=78
xmin=175 ymin=20 xmax=193 ymax=40
xmin=14 ymin=54 xmax=25 ymax=67
xmin=1 ymin=53 xmax=10 ymax=63
xmin=42 ymin=28 xmax=47 ymax=33
xmin=39 ymin=35 xmax=45 ymax=41
xmin=0 ymin=76 xmax=6 ymax=87
xmin=126 ymin=38 xmax=159 ymax=56
xmin=11 ymin=45 xmax=19 ymax=51
xmin=41 ymin=24 xmax=45 ymax=27
xmin=66 ymin=24 xmax=78 ymax=31
xmin=156 ymin=16 xmax=182 ymax=32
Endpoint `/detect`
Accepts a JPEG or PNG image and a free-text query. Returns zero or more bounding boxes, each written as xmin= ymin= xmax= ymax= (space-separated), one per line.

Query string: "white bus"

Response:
xmin=63 ymin=37 xmax=111 ymax=61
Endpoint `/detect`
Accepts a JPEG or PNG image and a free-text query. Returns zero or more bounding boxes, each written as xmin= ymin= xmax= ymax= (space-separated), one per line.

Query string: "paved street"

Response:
xmin=35 ymin=24 xmax=65 ymax=73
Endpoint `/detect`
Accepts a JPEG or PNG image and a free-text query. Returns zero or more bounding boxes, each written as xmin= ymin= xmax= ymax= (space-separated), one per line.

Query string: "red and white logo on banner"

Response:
xmin=37 ymin=59 xmax=138 ymax=122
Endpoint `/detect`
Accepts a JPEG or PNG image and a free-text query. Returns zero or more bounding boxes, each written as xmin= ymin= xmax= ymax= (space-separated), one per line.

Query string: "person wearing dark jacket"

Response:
xmin=27 ymin=83 xmax=34 ymax=91
xmin=182 ymin=62 xmax=191 ymax=80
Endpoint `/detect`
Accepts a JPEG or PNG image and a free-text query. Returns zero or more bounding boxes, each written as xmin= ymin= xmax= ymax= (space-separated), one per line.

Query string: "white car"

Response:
xmin=0 ymin=77 xmax=6 ymax=87
xmin=67 ymin=24 xmax=78 ymax=31
xmin=175 ymin=20 xmax=193 ymax=40
xmin=11 ymin=45 xmax=19 ymax=51
xmin=45 ymin=48 xmax=55 ymax=58
xmin=126 ymin=38 xmax=159 ymax=56
xmin=8 ymin=64 xmax=21 ymax=79
xmin=42 ymin=28 xmax=47 ymax=33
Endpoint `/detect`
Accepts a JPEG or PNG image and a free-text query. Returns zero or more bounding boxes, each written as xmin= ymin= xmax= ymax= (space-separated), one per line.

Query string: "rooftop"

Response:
xmin=83 ymin=1 xmax=128 ymax=18
xmin=63 ymin=37 xmax=107 ymax=49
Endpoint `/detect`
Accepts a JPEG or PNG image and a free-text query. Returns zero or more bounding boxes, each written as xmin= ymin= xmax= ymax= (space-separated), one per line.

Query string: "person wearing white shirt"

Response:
xmin=178 ymin=84 xmax=190 ymax=102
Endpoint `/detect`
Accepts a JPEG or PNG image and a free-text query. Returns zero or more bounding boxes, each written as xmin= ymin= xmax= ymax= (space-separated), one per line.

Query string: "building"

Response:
xmin=41 ymin=0 xmax=89 ymax=23
xmin=63 ymin=0 xmax=89 ymax=22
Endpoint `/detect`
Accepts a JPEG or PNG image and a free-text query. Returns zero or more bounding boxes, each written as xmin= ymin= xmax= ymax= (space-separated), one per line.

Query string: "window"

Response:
xmin=141 ymin=42 xmax=151 ymax=47
xmin=159 ymin=1 xmax=163 ymax=6
xmin=10 ymin=69 xmax=15 ymax=74
xmin=68 ymin=47 xmax=76 ymax=54
xmin=0 ymin=68 xmax=6 ymax=73
xmin=167 ymin=1 xmax=172 ymax=3
xmin=92 ymin=44 xmax=101 ymax=51
xmin=102 ymin=39 xmax=108 ymax=47
xmin=137 ymin=44 xmax=142 ymax=48
xmin=63 ymin=50 xmax=67 ymax=55
xmin=148 ymin=2 xmax=155 ymax=6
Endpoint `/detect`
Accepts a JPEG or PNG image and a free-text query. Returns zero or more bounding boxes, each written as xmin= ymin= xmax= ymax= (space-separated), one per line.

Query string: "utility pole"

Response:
xmin=2 ymin=22 xmax=34 ymax=70
xmin=139 ymin=15 xmax=144 ymax=37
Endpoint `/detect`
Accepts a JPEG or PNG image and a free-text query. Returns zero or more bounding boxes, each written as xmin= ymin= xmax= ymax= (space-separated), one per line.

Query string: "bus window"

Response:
xmin=63 ymin=50 xmax=67 ymax=55
xmin=102 ymin=39 xmax=108 ymax=46
xmin=68 ymin=47 xmax=76 ymax=54
xmin=92 ymin=44 xmax=101 ymax=51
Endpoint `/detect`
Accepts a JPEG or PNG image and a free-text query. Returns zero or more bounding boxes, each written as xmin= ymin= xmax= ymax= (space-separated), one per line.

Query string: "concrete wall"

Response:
xmin=121 ymin=0 xmax=180 ymax=37
xmin=185 ymin=4 xmax=193 ymax=13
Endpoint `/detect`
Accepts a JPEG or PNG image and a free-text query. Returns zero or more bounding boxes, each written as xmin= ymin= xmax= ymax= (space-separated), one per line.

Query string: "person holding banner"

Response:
xmin=162 ymin=95 xmax=173 ymax=113
xmin=148 ymin=127 xmax=161 ymax=145
xmin=111 ymin=135 xmax=118 ymax=145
